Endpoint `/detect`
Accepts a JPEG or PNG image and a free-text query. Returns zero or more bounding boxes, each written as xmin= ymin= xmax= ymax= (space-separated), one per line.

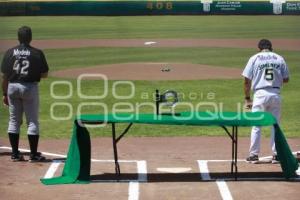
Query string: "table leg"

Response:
xmin=112 ymin=123 xmax=121 ymax=175
xmin=221 ymin=125 xmax=236 ymax=177
xmin=231 ymin=126 xmax=234 ymax=174
xmin=234 ymin=126 xmax=238 ymax=180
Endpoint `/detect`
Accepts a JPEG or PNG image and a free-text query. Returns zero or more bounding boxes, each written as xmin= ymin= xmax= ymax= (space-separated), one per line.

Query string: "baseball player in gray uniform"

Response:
xmin=242 ymin=39 xmax=289 ymax=164
xmin=1 ymin=26 xmax=49 ymax=162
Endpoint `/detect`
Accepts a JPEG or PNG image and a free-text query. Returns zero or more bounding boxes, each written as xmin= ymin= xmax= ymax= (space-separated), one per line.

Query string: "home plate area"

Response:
xmin=1 ymin=136 xmax=299 ymax=200
xmin=43 ymin=155 xmax=300 ymax=200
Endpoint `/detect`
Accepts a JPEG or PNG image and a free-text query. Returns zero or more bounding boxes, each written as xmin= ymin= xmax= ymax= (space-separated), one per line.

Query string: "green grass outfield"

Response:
xmin=1 ymin=16 xmax=300 ymax=39
xmin=0 ymin=16 xmax=299 ymax=139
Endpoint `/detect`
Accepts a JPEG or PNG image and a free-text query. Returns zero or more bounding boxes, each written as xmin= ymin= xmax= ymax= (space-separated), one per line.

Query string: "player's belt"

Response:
xmin=9 ymin=81 xmax=38 ymax=83
xmin=255 ymin=87 xmax=280 ymax=91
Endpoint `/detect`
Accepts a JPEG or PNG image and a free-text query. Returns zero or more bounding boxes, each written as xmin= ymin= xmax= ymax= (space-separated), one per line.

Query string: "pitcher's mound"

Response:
xmin=51 ymin=63 xmax=242 ymax=80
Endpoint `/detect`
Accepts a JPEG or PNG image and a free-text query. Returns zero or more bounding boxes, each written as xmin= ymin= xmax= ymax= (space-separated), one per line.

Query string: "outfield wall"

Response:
xmin=0 ymin=1 xmax=300 ymax=16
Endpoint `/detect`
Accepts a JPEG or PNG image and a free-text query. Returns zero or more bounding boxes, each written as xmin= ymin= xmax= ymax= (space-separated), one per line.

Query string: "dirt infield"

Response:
xmin=0 ymin=39 xmax=300 ymax=80
xmin=0 ymin=136 xmax=299 ymax=200
xmin=1 ymin=39 xmax=300 ymax=52
xmin=2 ymin=38 xmax=297 ymax=81
xmin=51 ymin=63 xmax=242 ymax=80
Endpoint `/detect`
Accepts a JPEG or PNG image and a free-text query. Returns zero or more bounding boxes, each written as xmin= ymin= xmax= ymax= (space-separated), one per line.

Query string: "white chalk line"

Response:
xmin=156 ymin=167 xmax=192 ymax=173
xmin=198 ymin=160 xmax=233 ymax=200
xmin=197 ymin=161 xmax=211 ymax=180
xmin=0 ymin=146 xmax=144 ymax=200
xmin=197 ymin=157 xmax=300 ymax=181
xmin=216 ymin=180 xmax=234 ymax=200
xmin=0 ymin=146 xmax=67 ymax=158
xmin=129 ymin=182 xmax=139 ymax=200
xmin=1 ymin=145 xmax=300 ymax=200
xmin=127 ymin=161 xmax=147 ymax=200
xmin=137 ymin=161 xmax=148 ymax=182
xmin=1 ymin=146 xmax=298 ymax=163
xmin=1 ymin=146 xmax=299 ymax=174
xmin=0 ymin=146 xmax=140 ymax=162
xmin=43 ymin=160 xmax=62 ymax=179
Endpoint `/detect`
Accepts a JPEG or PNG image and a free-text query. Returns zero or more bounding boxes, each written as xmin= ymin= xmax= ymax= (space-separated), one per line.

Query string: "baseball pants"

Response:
xmin=249 ymin=88 xmax=281 ymax=156
xmin=7 ymin=82 xmax=39 ymax=135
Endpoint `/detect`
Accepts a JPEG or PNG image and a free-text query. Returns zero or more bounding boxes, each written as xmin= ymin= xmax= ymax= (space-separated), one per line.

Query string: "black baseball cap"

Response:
xmin=18 ymin=26 xmax=32 ymax=45
xmin=258 ymin=39 xmax=273 ymax=51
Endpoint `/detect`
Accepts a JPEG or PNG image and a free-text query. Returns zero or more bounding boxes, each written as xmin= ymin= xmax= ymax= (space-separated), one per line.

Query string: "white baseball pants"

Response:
xmin=249 ymin=89 xmax=281 ymax=156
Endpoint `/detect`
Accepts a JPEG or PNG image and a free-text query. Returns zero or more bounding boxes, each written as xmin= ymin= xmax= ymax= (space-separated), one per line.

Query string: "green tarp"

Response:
xmin=41 ymin=120 xmax=91 ymax=185
xmin=41 ymin=112 xmax=298 ymax=185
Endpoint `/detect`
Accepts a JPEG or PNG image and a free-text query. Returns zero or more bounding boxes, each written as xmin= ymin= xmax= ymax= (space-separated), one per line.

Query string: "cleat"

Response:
xmin=29 ymin=152 xmax=46 ymax=162
xmin=271 ymin=155 xmax=280 ymax=164
xmin=246 ymin=155 xmax=259 ymax=164
xmin=11 ymin=151 xmax=25 ymax=162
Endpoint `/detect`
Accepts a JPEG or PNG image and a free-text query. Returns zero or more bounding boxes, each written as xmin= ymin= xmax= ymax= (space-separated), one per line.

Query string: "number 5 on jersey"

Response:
xmin=13 ymin=59 xmax=30 ymax=75
xmin=265 ymin=67 xmax=274 ymax=81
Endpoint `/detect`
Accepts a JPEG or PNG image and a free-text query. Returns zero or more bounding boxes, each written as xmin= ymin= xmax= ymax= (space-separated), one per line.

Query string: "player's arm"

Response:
xmin=282 ymin=59 xmax=289 ymax=84
xmin=2 ymin=74 xmax=8 ymax=95
xmin=41 ymin=72 xmax=48 ymax=78
xmin=1 ymin=51 xmax=9 ymax=106
xmin=244 ymin=77 xmax=252 ymax=110
xmin=244 ymin=78 xmax=251 ymax=99
xmin=242 ymin=56 xmax=254 ymax=110
xmin=40 ymin=51 xmax=49 ymax=79
xmin=2 ymin=74 xmax=9 ymax=106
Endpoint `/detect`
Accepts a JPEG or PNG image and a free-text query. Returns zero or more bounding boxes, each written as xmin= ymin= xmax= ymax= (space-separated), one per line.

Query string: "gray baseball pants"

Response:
xmin=7 ymin=82 xmax=39 ymax=135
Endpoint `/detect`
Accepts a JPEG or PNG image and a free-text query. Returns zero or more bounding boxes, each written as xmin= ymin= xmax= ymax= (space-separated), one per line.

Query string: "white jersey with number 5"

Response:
xmin=242 ymin=50 xmax=289 ymax=91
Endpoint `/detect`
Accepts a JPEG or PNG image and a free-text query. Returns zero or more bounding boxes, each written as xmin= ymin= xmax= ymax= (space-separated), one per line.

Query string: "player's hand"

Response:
xmin=3 ymin=95 xmax=9 ymax=106
xmin=244 ymin=99 xmax=253 ymax=110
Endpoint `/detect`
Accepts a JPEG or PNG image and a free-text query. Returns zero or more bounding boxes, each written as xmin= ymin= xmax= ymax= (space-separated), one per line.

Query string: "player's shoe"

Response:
xmin=29 ymin=152 xmax=46 ymax=162
xmin=246 ymin=155 xmax=259 ymax=164
xmin=271 ymin=155 xmax=280 ymax=164
xmin=11 ymin=151 xmax=25 ymax=162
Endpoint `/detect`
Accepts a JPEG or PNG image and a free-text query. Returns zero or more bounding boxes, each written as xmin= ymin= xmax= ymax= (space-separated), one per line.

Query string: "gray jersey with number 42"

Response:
xmin=242 ymin=51 xmax=289 ymax=91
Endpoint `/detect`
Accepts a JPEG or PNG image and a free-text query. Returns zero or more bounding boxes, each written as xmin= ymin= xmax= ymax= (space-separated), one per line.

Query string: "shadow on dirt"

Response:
xmin=0 ymin=151 xmax=65 ymax=163
xmin=90 ymin=172 xmax=300 ymax=182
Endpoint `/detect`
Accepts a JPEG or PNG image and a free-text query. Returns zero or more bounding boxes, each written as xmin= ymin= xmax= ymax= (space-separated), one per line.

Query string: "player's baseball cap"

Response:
xmin=258 ymin=39 xmax=273 ymax=51
xmin=18 ymin=26 xmax=32 ymax=45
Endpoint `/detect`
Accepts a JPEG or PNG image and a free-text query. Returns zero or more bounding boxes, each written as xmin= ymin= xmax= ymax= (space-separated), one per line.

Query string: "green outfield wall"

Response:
xmin=0 ymin=1 xmax=300 ymax=16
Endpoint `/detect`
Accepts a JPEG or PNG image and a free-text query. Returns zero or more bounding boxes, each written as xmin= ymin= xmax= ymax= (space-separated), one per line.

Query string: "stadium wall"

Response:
xmin=0 ymin=1 xmax=300 ymax=16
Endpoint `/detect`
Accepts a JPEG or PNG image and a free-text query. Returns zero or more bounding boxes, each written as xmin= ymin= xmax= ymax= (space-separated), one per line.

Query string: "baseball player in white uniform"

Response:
xmin=242 ymin=39 xmax=289 ymax=164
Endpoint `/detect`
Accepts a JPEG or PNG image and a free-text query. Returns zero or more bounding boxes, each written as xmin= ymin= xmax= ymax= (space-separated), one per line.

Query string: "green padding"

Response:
xmin=41 ymin=112 xmax=298 ymax=185
xmin=274 ymin=124 xmax=299 ymax=178
xmin=79 ymin=111 xmax=276 ymax=127
xmin=41 ymin=120 xmax=91 ymax=185
xmin=1 ymin=1 xmax=300 ymax=16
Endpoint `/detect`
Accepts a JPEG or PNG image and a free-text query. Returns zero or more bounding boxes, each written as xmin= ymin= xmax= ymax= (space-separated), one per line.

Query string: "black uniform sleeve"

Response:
xmin=39 ymin=51 xmax=49 ymax=74
xmin=1 ymin=50 xmax=10 ymax=74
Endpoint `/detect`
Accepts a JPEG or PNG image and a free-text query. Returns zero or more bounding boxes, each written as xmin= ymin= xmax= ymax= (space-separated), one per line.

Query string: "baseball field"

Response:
xmin=1 ymin=16 xmax=300 ymax=138
xmin=0 ymin=14 xmax=300 ymax=200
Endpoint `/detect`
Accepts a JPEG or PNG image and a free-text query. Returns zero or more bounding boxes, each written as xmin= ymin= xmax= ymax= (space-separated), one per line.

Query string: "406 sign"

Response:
xmin=146 ymin=1 xmax=173 ymax=10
